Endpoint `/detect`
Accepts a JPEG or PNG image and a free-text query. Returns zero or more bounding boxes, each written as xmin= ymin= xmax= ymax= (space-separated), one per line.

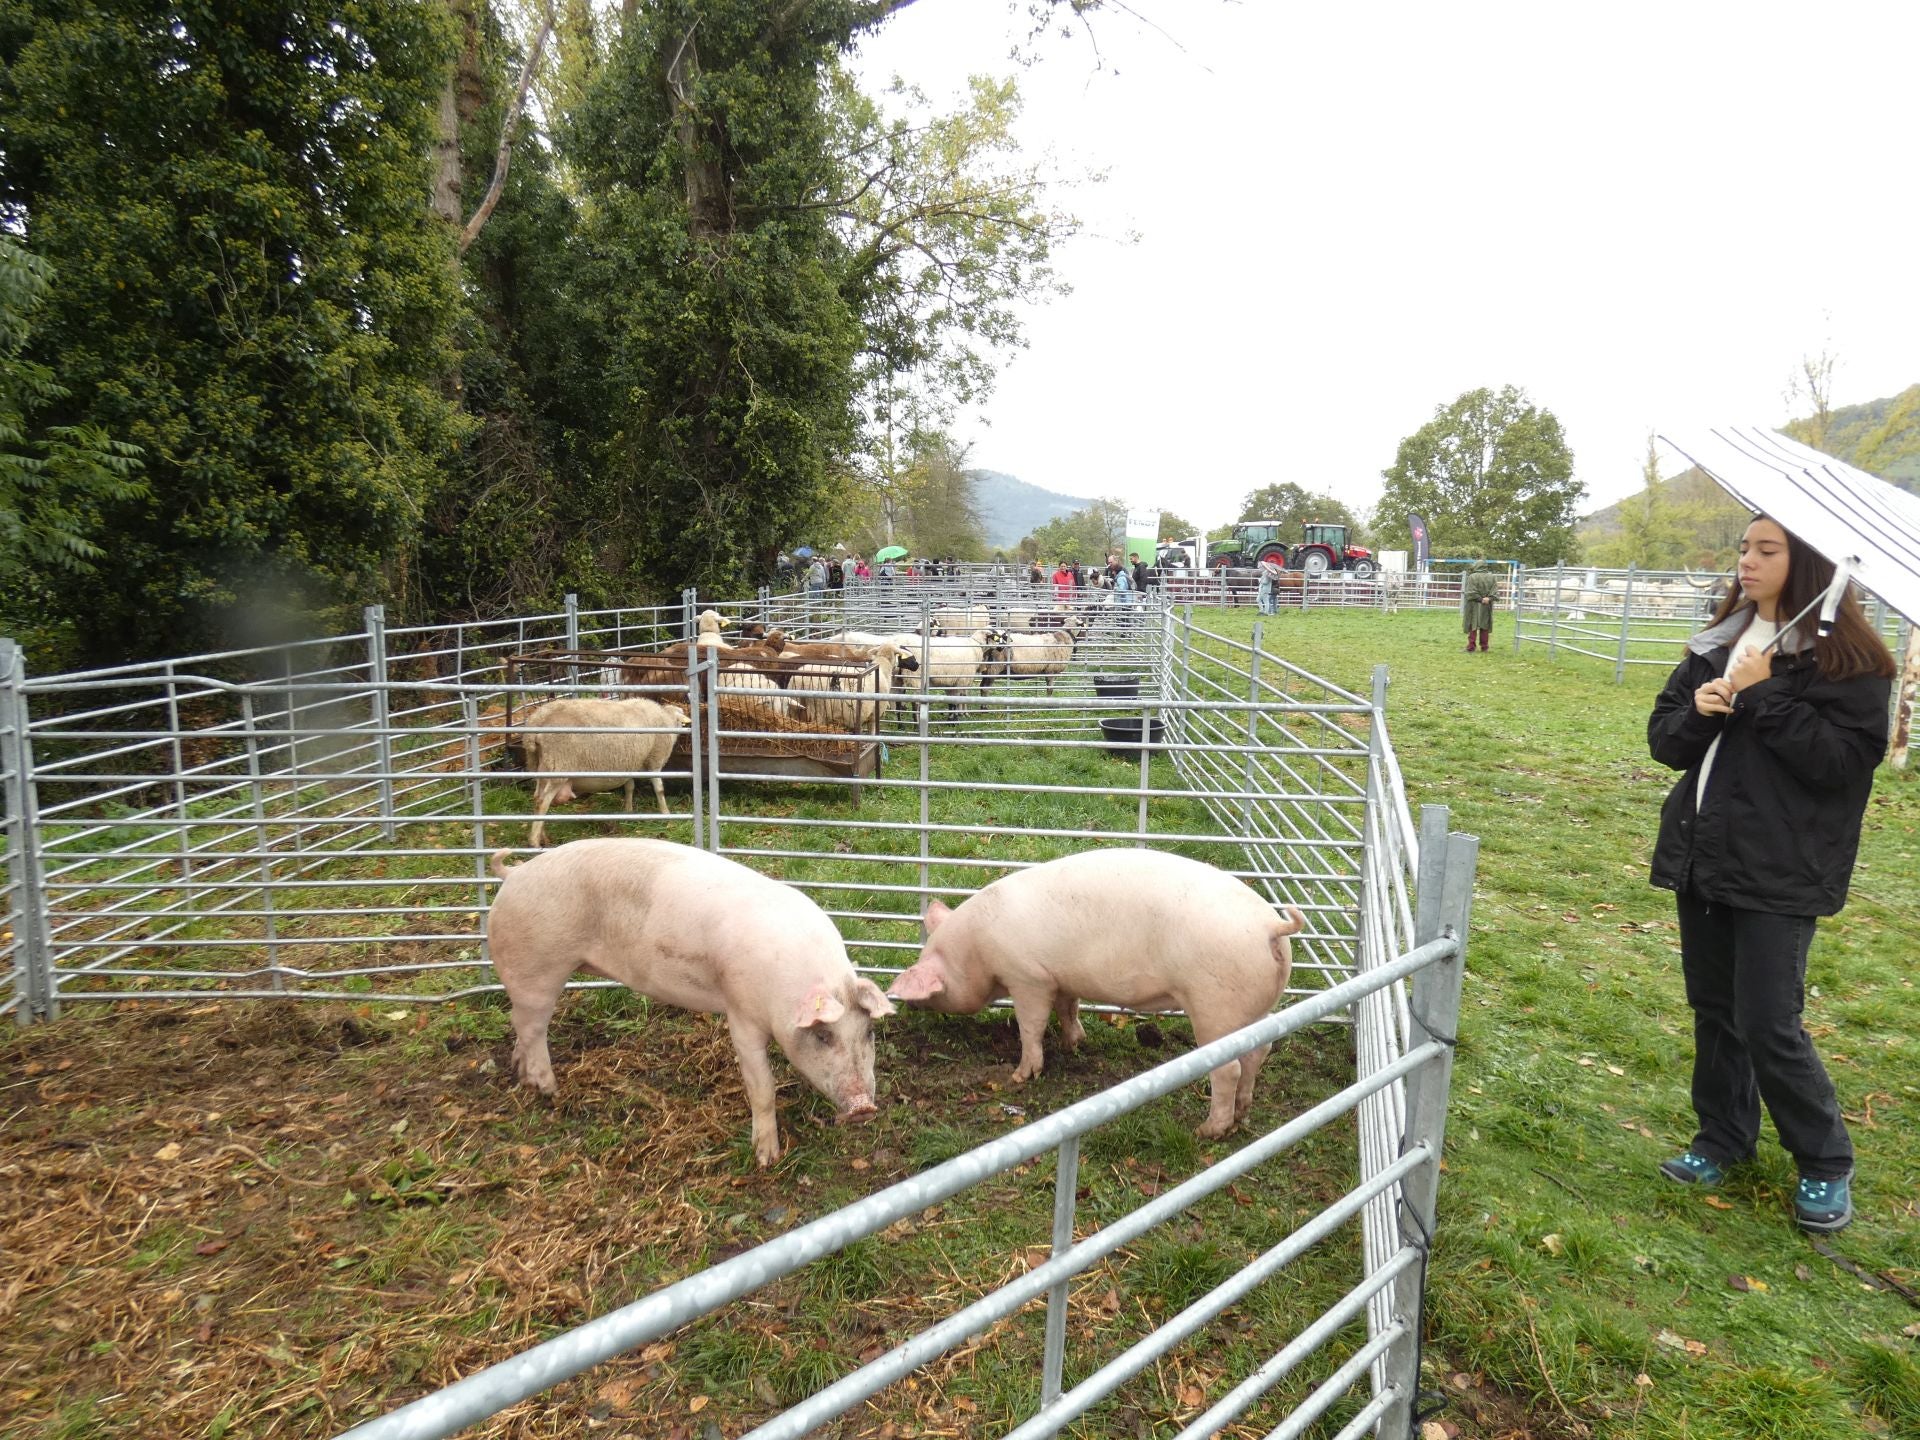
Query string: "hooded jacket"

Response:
xmin=1647 ymin=605 xmax=1889 ymax=916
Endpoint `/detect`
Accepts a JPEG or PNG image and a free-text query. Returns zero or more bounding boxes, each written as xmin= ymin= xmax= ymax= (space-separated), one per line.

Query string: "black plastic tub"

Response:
xmin=1099 ymin=716 xmax=1166 ymax=757
xmin=1089 ymin=673 xmax=1145 ymax=700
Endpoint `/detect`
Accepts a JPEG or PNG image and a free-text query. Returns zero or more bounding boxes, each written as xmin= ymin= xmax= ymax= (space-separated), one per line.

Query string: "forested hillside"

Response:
xmin=0 ymin=2 xmax=1085 ymax=668
xmin=1577 ymin=384 xmax=1920 ymax=569
xmin=969 ymin=469 xmax=1093 ymax=550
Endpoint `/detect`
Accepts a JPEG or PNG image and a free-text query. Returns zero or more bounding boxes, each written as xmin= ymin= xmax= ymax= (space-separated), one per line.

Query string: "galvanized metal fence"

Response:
xmin=2 ymin=586 xmax=1476 ymax=1438
xmin=1512 ymin=564 xmax=1911 ymax=683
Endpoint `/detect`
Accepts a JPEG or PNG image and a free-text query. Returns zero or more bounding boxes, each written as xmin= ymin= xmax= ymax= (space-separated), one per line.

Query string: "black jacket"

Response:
xmin=1647 ymin=615 xmax=1889 ymax=916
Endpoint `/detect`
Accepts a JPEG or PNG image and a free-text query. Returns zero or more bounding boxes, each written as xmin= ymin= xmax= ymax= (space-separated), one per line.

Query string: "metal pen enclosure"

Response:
xmin=1 ymin=583 xmax=1475 ymax=1437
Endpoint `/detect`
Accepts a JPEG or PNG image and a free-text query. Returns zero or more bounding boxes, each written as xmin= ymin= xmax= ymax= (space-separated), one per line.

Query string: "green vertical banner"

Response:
xmin=1124 ymin=509 xmax=1161 ymax=569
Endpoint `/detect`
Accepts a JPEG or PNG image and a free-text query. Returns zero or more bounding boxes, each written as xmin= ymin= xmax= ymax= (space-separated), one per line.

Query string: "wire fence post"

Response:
xmin=239 ymin=692 xmax=283 ymax=986
xmin=463 ymin=697 xmax=492 ymax=955
xmin=1378 ymin=810 xmax=1477 ymax=1437
xmin=564 ymin=593 xmax=581 ymax=686
xmin=1511 ymin=566 xmax=1525 ymax=652
xmin=1546 ymin=569 xmax=1565 ymax=662
xmin=1 ymin=641 xmax=52 ymax=1025
xmin=1040 ymin=1133 xmax=1081 ymax=1405
xmin=162 ymin=660 xmax=195 ymax=879
xmin=704 ymin=651 xmax=723 ymax=854
xmin=365 ymin=605 xmax=397 ymax=840
xmin=1613 ymin=563 xmax=1637 ymax=685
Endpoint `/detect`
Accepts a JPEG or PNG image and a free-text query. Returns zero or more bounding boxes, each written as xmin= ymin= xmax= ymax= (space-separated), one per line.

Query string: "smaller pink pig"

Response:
xmin=887 ymin=850 xmax=1305 ymax=1137
xmin=488 ymin=839 xmax=893 ymax=1166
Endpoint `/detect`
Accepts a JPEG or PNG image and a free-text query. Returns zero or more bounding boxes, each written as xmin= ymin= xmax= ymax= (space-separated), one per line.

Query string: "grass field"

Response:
xmin=3 ymin=606 xmax=1916 ymax=1439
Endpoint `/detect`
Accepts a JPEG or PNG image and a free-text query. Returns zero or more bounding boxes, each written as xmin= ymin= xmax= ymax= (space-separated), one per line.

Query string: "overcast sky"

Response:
xmin=850 ymin=1 xmax=1919 ymax=535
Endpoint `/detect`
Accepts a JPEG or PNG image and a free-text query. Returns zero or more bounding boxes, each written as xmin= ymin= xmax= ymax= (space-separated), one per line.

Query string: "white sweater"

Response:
xmin=1695 ymin=614 xmax=1779 ymax=808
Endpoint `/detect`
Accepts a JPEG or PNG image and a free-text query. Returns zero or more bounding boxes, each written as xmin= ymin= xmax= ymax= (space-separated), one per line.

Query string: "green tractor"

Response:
xmin=1208 ymin=520 xmax=1291 ymax=570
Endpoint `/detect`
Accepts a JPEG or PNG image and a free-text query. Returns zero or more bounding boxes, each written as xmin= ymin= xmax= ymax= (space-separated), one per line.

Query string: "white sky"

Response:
xmin=850 ymin=1 xmax=1920 ymax=534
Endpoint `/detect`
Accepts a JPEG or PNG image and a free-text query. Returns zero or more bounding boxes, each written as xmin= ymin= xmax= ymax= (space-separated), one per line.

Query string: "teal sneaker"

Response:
xmin=1794 ymin=1173 xmax=1853 ymax=1233
xmin=1659 ymin=1150 xmax=1726 ymax=1186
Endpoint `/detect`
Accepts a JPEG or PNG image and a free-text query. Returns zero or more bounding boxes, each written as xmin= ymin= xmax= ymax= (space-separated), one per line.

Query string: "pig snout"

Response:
xmin=838 ymin=1096 xmax=879 ymax=1125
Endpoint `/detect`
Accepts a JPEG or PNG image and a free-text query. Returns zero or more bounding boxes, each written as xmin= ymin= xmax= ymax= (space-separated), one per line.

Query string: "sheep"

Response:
xmin=655 ymin=611 xmax=769 ymax=663
xmin=891 ymin=629 xmax=1011 ymax=714
xmin=931 ymin=606 xmax=991 ymax=636
xmin=996 ymin=626 xmax=1081 ymax=696
xmin=782 ymin=643 xmax=912 ymax=730
xmin=519 ymin=698 xmax=690 ymax=848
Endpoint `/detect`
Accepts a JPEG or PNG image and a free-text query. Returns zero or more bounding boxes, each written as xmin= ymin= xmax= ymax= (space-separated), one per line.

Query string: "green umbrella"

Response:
xmin=874 ymin=544 xmax=909 ymax=562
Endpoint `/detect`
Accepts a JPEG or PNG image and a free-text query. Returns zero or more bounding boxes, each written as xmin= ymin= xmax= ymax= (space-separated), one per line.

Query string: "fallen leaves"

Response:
xmin=1655 ymin=1329 xmax=1709 ymax=1358
xmin=1727 ymin=1274 xmax=1769 ymax=1293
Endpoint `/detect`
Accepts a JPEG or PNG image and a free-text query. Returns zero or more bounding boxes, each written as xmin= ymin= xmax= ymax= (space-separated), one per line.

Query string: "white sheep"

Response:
xmin=519 ymin=698 xmax=690 ymax=847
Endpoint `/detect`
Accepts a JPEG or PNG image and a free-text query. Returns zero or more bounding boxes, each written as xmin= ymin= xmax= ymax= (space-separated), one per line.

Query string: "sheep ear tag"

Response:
xmin=794 ymin=986 xmax=847 ymax=1028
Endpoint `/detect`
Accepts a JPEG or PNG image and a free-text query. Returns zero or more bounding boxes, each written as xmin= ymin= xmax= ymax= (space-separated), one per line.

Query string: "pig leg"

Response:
xmin=1232 ymin=1041 xmax=1272 ymax=1124
xmin=504 ymin=982 xmax=563 ymax=1095
xmin=727 ymin=1016 xmax=784 ymax=1167
xmin=1009 ymin=985 xmax=1056 ymax=1083
xmin=1187 ymin=1010 xmax=1253 ymax=1138
xmin=1052 ymin=992 xmax=1085 ymax=1053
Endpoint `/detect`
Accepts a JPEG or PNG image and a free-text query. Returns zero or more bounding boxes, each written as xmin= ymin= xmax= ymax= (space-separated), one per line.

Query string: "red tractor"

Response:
xmin=1289 ymin=522 xmax=1376 ymax=580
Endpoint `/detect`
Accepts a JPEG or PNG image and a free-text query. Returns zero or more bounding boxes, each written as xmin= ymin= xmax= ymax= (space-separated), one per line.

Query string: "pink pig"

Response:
xmin=887 ymin=850 xmax=1305 ymax=1137
xmin=488 ymin=839 xmax=894 ymax=1166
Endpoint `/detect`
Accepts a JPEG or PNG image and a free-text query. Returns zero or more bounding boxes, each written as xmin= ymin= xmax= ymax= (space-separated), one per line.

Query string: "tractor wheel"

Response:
xmin=1349 ymin=558 xmax=1377 ymax=581
xmin=1300 ymin=548 xmax=1331 ymax=576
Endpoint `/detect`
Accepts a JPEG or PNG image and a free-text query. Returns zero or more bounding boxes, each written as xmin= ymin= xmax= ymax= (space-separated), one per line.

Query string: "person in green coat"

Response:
xmin=1462 ymin=562 xmax=1499 ymax=652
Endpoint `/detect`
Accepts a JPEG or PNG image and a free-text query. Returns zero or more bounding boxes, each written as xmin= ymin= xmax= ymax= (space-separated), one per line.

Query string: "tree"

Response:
xmin=1782 ymin=347 xmax=1836 ymax=451
xmin=1022 ymin=495 xmax=1125 ymax=562
xmin=2 ymin=0 xmax=466 ymax=660
xmin=0 ymin=237 xmax=144 ymax=588
xmin=1158 ymin=511 xmax=1199 ymax=541
xmin=1376 ymin=386 xmax=1582 ymax=565
xmin=1233 ymin=483 xmax=1362 ymax=541
xmin=1584 ymin=433 xmax=1697 ymax=570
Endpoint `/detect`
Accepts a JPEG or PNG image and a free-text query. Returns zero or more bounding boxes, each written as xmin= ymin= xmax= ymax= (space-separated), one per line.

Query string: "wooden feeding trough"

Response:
xmin=501 ymin=648 xmax=886 ymax=786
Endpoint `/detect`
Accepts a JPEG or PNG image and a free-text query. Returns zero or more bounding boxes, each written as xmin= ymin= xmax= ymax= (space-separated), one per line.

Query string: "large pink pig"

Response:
xmin=488 ymin=839 xmax=894 ymax=1166
xmin=887 ymin=850 xmax=1305 ymax=1137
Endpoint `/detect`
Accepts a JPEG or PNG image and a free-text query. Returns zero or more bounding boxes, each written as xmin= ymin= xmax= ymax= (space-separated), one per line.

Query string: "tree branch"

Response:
xmin=458 ymin=4 xmax=556 ymax=256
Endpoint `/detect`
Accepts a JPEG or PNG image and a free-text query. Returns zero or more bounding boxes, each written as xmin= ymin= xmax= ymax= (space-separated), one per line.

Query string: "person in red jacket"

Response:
xmin=1645 ymin=515 xmax=1894 ymax=1233
xmin=1051 ymin=561 xmax=1074 ymax=601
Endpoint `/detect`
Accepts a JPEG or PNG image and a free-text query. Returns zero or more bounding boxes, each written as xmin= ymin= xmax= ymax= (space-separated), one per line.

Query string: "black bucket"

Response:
xmin=1099 ymin=716 xmax=1165 ymax=758
xmin=1090 ymin=673 xmax=1144 ymax=700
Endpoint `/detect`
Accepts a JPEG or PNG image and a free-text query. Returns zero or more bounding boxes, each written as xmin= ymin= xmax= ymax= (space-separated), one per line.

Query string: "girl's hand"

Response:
xmin=1694 ymin=678 xmax=1733 ymax=717
xmin=1728 ymin=646 xmax=1772 ymax=692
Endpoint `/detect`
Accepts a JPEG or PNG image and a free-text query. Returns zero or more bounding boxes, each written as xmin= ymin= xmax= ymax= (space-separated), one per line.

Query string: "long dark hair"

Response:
xmin=1706 ymin=516 xmax=1896 ymax=681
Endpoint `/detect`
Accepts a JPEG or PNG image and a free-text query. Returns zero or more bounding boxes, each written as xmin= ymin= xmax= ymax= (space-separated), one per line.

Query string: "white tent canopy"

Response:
xmin=1657 ymin=426 xmax=1920 ymax=626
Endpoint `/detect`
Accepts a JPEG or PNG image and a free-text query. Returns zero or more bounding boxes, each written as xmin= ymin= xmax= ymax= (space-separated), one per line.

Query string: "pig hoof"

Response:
xmin=1195 ymin=1119 xmax=1234 ymax=1140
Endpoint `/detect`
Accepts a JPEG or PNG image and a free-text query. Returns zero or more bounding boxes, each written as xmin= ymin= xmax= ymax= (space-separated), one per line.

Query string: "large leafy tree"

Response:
xmin=1376 ymin=385 xmax=1582 ymax=565
xmin=1 ymin=0 xmax=465 ymax=659
xmin=0 ymin=237 xmax=144 ymax=589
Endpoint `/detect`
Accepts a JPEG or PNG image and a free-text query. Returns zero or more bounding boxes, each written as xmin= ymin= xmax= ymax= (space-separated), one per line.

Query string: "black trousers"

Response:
xmin=1675 ymin=892 xmax=1852 ymax=1180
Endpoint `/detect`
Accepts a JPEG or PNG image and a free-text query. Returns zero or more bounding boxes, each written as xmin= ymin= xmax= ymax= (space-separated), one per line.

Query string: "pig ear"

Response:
xmin=853 ymin=976 xmax=896 ymax=1019
xmin=794 ymin=984 xmax=848 ymax=1029
xmin=923 ymin=899 xmax=952 ymax=933
xmin=886 ymin=959 xmax=946 ymax=1002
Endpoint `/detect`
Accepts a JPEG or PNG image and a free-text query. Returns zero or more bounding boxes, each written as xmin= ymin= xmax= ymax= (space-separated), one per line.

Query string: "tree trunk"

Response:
xmin=1893 ymin=622 xmax=1919 ymax=770
xmin=664 ymin=26 xmax=731 ymax=241
xmin=431 ymin=77 xmax=462 ymax=225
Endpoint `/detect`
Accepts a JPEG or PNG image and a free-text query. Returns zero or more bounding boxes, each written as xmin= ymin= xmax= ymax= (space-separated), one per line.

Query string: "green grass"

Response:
xmin=1218 ymin=606 xmax=1920 ymax=1439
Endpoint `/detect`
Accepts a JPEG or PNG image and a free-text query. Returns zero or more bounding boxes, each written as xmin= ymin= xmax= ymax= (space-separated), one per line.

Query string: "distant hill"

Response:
xmin=1578 ymin=385 xmax=1920 ymax=564
xmin=969 ymin=469 xmax=1096 ymax=551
